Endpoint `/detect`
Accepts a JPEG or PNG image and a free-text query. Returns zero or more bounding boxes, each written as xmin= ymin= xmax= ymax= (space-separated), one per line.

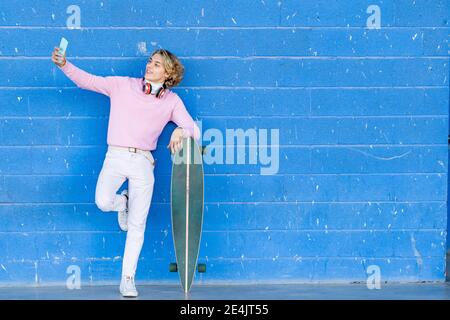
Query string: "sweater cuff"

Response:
xmin=179 ymin=127 xmax=190 ymax=138
xmin=58 ymin=61 xmax=70 ymax=72
xmin=179 ymin=126 xmax=201 ymax=141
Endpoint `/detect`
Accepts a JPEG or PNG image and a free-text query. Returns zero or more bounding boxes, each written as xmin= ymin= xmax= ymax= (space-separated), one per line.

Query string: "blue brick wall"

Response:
xmin=0 ymin=0 xmax=448 ymax=286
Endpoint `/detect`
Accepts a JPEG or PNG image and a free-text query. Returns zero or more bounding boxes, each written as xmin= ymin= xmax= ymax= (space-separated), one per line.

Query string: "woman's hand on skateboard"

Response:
xmin=52 ymin=47 xmax=67 ymax=67
xmin=168 ymin=127 xmax=184 ymax=154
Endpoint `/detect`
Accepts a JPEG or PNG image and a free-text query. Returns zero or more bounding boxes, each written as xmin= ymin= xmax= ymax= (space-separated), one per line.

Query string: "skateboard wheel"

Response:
xmin=169 ymin=263 xmax=178 ymax=272
xmin=197 ymin=263 xmax=206 ymax=273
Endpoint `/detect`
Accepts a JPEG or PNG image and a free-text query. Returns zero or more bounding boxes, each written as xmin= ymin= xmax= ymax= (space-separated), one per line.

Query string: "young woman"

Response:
xmin=51 ymin=47 xmax=200 ymax=297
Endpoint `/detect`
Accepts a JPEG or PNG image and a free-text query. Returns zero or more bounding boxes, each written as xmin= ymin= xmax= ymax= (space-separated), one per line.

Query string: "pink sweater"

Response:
xmin=59 ymin=62 xmax=200 ymax=151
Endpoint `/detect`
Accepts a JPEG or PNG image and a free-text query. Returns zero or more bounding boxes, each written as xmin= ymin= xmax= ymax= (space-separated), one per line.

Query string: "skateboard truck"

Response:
xmin=169 ymin=262 xmax=206 ymax=273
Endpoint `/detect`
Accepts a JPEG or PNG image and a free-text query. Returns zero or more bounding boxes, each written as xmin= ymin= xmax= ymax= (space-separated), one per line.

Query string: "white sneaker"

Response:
xmin=120 ymin=275 xmax=138 ymax=298
xmin=118 ymin=189 xmax=128 ymax=232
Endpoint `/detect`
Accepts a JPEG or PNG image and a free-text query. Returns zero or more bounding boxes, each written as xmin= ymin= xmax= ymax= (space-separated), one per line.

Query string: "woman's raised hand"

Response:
xmin=51 ymin=47 xmax=66 ymax=67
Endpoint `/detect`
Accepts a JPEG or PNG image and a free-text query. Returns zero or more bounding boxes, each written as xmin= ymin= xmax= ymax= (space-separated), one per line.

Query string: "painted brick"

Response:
xmin=0 ymin=0 xmax=448 ymax=286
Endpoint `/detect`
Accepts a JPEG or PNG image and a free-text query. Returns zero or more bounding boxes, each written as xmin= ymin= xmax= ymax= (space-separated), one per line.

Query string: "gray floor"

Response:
xmin=1 ymin=252 xmax=448 ymax=300
xmin=0 ymin=282 xmax=449 ymax=300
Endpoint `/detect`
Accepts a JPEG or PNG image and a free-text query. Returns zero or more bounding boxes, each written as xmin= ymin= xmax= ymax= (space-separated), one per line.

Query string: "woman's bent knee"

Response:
xmin=95 ymin=195 xmax=112 ymax=212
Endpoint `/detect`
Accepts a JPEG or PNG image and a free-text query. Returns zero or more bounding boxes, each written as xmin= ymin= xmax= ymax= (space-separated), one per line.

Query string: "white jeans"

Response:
xmin=95 ymin=146 xmax=155 ymax=278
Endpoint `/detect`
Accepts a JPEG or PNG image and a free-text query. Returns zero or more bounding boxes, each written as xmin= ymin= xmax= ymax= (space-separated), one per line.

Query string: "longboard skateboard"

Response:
xmin=170 ymin=137 xmax=205 ymax=293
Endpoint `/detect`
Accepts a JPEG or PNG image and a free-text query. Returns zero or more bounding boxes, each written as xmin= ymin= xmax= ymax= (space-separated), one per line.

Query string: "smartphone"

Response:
xmin=58 ymin=37 xmax=68 ymax=62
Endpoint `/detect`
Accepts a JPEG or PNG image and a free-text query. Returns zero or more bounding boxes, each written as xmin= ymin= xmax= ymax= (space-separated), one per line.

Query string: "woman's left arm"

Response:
xmin=168 ymin=97 xmax=201 ymax=154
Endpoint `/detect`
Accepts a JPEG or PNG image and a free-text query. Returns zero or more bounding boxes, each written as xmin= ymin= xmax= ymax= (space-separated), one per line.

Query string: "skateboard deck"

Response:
xmin=170 ymin=137 xmax=205 ymax=293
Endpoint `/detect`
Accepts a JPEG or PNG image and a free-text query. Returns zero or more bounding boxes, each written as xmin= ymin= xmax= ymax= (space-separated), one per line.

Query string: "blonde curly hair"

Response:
xmin=150 ymin=49 xmax=184 ymax=88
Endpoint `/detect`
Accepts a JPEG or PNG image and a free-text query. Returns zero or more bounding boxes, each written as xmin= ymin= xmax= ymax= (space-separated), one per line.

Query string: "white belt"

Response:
xmin=108 ymin=145 xmax=156 ymax=166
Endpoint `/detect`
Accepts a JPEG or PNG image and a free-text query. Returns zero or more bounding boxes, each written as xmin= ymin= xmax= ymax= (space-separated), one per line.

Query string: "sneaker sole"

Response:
xmin=120 ymin=291 xmax=138 ymax=298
